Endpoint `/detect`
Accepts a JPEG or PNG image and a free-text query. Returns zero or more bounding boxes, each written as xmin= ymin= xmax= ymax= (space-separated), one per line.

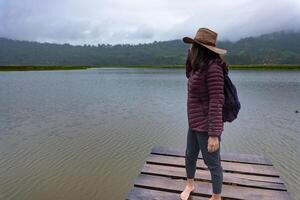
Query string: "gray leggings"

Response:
xmin=185 ymin=128 xmax=223 ymax=194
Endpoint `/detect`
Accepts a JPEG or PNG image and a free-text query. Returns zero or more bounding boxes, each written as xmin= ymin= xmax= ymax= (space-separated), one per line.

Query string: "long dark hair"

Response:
xmin=190 ymin=43 xmax=221 ymax=71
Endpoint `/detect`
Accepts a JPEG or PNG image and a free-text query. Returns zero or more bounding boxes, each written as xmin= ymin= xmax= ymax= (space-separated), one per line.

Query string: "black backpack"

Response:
xmin=222 ymin=66 xmax=241 ymax=122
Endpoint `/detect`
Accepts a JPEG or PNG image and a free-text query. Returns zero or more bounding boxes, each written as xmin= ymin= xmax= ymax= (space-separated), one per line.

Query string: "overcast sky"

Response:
xmin=0 ymin=0 xmax=300 ymax=45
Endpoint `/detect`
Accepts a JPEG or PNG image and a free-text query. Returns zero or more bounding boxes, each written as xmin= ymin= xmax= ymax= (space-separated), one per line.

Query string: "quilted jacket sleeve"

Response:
xmin=185 ymin=49 xmax=192 ymax=79
xmin=207 ymin=63 xmax=225 ymax=137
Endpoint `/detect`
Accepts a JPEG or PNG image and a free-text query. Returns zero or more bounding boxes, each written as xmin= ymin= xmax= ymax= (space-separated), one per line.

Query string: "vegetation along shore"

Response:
xmin=1 ymin=65 xmax=300 ymax=71
xmin=0 ymin=66 xmax=92 ymax=71
xmin=1 ymin=32 xmax=300 ymax=66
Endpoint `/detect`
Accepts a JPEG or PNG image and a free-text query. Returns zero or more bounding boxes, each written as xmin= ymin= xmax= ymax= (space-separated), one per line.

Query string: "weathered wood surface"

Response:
xmin=151 ymin=145 xmax=273 ymax=165
xmin=127 ymin=145 xmax=291 ymax=200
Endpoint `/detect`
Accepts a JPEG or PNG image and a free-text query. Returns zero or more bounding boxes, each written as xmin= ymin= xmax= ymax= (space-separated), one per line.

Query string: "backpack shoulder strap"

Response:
xmin=207 ymin=58 xmax=229 ymax=74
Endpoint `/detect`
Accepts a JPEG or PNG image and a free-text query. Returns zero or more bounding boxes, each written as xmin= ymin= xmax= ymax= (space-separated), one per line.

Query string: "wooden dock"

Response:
xmin=127 ymin=145 xmax=291 ymax=200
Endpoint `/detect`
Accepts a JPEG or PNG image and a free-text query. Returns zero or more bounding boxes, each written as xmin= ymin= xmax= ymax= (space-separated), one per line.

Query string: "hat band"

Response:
xmin=194 ymin=38 xmax=216 ymax=47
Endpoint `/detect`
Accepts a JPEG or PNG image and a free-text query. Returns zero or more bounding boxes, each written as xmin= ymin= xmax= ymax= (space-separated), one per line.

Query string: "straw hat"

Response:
xmin=182 ymin=28 xmax=227 ymax=55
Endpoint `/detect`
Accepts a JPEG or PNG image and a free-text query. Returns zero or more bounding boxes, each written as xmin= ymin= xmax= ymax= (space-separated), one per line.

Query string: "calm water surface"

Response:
xmin=0 ymin=68 xmax=299 ymax=200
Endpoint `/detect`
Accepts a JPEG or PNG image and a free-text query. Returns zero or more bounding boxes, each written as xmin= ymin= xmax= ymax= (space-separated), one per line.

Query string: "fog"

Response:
xmin=0 ymin=0 xmax=299 ymax=44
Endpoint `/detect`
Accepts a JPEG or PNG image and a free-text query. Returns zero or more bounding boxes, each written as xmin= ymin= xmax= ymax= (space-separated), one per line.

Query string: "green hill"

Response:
xmin=0 ymin=31 xmax=300 ymax=66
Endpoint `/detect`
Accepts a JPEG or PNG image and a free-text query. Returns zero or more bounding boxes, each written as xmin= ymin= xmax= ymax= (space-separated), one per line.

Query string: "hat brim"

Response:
xmin=182 ymin=36 xmax=227 ymax=55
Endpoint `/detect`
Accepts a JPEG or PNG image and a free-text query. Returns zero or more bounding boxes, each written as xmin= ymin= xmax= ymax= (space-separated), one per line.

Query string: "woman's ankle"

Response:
xmin=211 ymin=193 xmax=221 ymax=200
xmin=186 ymin=178 xmax=195 ymax=188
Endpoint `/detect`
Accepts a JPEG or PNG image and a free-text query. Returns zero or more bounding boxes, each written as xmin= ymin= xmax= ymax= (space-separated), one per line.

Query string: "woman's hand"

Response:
xmin=208 ymin=136 xmax=219 ymax=153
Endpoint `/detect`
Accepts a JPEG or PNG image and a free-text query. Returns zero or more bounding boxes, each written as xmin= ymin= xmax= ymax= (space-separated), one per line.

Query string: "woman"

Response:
xmin=180 ymin=28 xmax=227 ymax=200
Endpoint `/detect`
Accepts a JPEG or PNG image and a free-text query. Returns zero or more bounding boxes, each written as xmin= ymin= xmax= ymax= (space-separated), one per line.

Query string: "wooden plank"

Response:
xmin=127 ymin=187 xmax=209 ymax=200
xmin=142 ymin=163 xmax=286 ymax=191
xmin=147 ymin=154 xmax=280 ymax=177
xmin=134 ymin=173 xmax=291 ymax=200
xmin=151 ymin=145 xmax=273 ymax=165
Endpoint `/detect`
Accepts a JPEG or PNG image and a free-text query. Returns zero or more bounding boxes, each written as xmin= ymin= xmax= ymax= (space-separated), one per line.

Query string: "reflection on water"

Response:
xmin=0 ymin=68 xmax=299 ymax=200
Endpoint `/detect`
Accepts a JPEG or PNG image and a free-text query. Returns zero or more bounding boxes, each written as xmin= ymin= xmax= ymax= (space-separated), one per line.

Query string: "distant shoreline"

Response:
xmin=1 ymin=65 xmax=300 ymax=71
xmin=125 ymin=65 xmax=300 ymax=70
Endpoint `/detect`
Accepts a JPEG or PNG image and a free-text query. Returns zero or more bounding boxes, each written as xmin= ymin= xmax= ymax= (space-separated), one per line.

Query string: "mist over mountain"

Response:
xmin=1 ymin=31 xmax=300 ymax=66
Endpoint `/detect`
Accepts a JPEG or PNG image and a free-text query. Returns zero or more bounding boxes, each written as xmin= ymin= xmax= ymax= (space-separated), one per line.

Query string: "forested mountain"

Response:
xmin=1 ymin=31 xmax=300 ymax=66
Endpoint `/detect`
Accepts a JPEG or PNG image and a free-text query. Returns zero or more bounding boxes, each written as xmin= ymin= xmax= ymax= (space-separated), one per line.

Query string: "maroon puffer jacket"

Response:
xmin=186 ymin=50 xmax=226 ymax=137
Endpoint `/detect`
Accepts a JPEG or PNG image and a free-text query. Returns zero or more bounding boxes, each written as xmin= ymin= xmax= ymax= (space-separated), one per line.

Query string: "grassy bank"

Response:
xmin=126 ymin=64 xmax=300 ymax=70
xmin=0 ymin=65 xmax=93 ymax=71
xmin=229 ymin=64 xmax=300 ymax=70
xmin=1 ymin=64 xmax=300 ymax=71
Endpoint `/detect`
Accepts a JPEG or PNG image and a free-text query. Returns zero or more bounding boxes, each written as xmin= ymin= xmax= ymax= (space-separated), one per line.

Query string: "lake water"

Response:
xmin=0 ymin=68 xmax=299 ymax=200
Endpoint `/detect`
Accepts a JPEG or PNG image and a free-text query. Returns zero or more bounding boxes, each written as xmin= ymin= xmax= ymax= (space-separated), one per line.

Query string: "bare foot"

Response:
xmin=180 ymin=184 xmax=195 ymax=200
xmin=209 ymin=193 xmax=221 ymax=200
